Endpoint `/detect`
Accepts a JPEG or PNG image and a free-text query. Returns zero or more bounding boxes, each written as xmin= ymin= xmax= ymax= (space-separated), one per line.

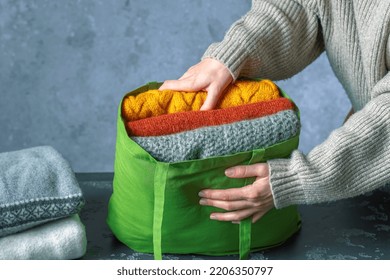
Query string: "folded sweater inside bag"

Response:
xmin=124 ymin=80 xmax=300 ymax=162
xmin=121 ymin=79 xmax=280 ymax=121
xmin=132 ymin=109 xmax=300 ymax=162
xmin=126 ymin=97 xmax=295 ymax=137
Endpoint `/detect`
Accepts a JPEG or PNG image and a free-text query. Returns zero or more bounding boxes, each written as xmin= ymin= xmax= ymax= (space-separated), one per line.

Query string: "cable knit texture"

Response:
xmin=126 ymin=97 xmax=295 ymax=136
xmin=122 ymin=79 xmax=280 ymax=121
xmin=132 ymin=109 xmax=300 ymax=162
xmin=203 ymin=0 xmax=390 ymax=208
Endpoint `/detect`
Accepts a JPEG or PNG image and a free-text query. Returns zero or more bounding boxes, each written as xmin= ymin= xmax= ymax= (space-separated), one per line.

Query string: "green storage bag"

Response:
xmin=107 ymin=81 xmax=301 ymax=260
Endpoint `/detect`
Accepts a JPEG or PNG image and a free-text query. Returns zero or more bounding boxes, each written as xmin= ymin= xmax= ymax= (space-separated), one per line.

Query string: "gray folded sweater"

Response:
xmin=0 ymin=146 xmax=84 ymax=237
xmin=0 ymin=214 xmax=87 ymax=260
xmin=132 ymin=109 xmax=300 ymax=162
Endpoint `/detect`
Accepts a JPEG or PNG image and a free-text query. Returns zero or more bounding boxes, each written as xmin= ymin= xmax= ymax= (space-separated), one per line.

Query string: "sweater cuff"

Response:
xmin=268 ymin=158 xmax=306 ymax=209
xmin=202 ymin=38 xmax=249 ymax=80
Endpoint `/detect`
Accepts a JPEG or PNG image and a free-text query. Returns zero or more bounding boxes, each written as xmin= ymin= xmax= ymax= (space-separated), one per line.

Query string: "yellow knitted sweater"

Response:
xmin=122 ymin=79 xmax=280 ymax=121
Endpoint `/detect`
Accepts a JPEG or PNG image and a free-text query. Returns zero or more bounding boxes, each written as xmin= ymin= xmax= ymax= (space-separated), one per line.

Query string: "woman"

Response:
xmin=159 ymin=0 xmax=390 ymax=223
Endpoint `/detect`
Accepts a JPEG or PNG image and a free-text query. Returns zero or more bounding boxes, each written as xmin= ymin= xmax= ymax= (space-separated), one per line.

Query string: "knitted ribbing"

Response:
xmin=132 ymin=109 xmax=300 ymax=163
xmin=126 ymin=97 xmax=295 ymax=136
xmin=203 ymin=0 xmax=390 ymax=208
xmin=122 ymin=80 xmax=280 ymax=121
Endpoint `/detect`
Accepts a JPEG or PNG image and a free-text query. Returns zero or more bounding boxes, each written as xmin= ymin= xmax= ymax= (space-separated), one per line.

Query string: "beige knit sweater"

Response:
xmin=203 ymin=0 xmax=390 ymax=208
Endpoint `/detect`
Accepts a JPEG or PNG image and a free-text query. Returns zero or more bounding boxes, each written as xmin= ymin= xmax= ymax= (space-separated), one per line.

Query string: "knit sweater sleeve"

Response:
xmin=268 ymin=73 xmax=390 ymax=208
xmin=202 ymin=0 xmax=324 ymax=80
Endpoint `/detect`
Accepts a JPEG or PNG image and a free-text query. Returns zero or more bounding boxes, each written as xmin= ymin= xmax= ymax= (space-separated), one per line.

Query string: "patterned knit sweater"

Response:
xmin=203 ymin=0 xmax=390 ymax=208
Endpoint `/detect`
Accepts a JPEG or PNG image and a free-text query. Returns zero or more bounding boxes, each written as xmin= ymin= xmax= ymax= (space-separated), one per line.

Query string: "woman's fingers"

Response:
xmin=199 ymin=90 xmax=220 ymax=110
xmin=210 ymin=208 xmax=257 ymax=222
xmin=199 ymin=83 xmax=223 ymax=111
xmin=199 ymin=198 xmax=259 ymax=211
xmin=207 ymin=203 xmax=271 ymax=223
xmin=159 ymin=78 xmax=201 ymax=92
xmin=159 ymin=58 xmax=233 ymax=110
xmin=199 ymin=186 xmax=247 ymax=201
xmin=225 ymin=163 xmax=269 ymax=179
xmin=198 ymin=162 xmax=274 ymax=223
xmin=199 ymin=177 xmax=269 ymax=202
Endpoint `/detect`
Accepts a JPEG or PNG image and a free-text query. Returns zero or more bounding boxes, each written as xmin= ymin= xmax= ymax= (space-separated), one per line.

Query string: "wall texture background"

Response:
xmin=0 ymin=0 xmax=350 ymax=172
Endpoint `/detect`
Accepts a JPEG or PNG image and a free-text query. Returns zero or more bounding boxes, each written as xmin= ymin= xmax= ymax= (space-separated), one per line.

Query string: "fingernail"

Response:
xmin=210 ymin=214 xmax=217 ymax=220
xmin=232 ymin=221 xmax=240 ymax=224
xmin=225 ymin=168 xmax=234 ymax=176
xmin=198 ymin=191 xmax=205 ymax=197
xmin=199 ymin=199 xmax=206 ymax=205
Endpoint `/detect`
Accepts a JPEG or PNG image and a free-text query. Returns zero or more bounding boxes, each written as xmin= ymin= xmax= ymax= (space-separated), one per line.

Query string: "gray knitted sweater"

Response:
xmin=133 ymin=110 xmax=299 ymax=162
xmin=203 ymin=0 xmax=390 ymax=208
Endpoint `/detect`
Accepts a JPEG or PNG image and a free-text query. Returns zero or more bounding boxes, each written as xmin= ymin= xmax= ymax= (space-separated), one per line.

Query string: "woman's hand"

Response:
xmin=198 ymin=163 xmax=275 ymax=223
xmin=159 ymin=58 xmax=233 ymax=110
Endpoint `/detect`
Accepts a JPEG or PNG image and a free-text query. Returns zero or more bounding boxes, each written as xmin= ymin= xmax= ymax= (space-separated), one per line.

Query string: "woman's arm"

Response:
xmin=161 ymin=0 xmax=324 ymax=110
xmin=202 ymin=0 xmax=324 ymax=80
xmin=269 ymin=74 xmax=390 ymax=208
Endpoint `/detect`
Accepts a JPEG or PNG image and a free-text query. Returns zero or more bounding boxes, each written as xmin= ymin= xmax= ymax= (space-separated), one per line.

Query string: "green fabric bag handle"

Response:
xmin=128 ymin=82 xmax=169 ymax=260
xmin=153 ymin=163 xmax=169 ymax=260
xmin=239 ymin=148 xmax=265 ymax=260
xmin=239 ymin=219 xmax=252 ymax=259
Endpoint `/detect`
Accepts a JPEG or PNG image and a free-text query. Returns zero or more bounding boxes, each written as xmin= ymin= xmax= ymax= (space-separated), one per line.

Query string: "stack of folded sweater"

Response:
xmin=0 ymin=146 xmax=86 ymax=259
xmin=121 ymin=80 xmax=300 ymax=162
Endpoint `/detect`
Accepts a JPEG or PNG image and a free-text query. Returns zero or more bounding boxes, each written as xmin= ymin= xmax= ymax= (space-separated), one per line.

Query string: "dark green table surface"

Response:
xmin=76 ymin=173 xmax=390 ymax=260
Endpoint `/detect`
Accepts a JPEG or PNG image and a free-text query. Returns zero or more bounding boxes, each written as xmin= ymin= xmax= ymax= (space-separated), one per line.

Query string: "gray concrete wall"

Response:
xmin=0 ymin=0 xmax=350 ymax=172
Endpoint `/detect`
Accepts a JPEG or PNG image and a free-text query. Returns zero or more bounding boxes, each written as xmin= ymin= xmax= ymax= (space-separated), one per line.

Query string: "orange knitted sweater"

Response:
xmin=121 ymin=80 xmax=280 ymax=121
